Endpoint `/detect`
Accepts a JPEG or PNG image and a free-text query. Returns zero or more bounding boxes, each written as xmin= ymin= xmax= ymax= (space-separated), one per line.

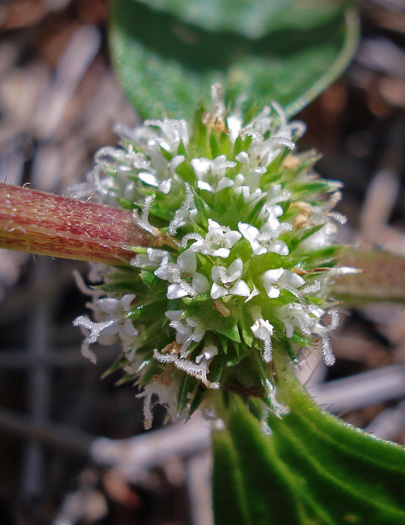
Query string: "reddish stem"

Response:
xmin=0 ymin=183 xmax=151 ymax=265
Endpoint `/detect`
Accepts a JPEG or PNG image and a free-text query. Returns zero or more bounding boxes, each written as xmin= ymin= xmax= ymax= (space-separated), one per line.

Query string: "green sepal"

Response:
xmin=101 ymin=354 xmax=128 ymax=379
xmin=125 ymin=301 xmax=166 ymax=320
xmin=192 ymin=190 xmax=209 ymax=229
xmin=238 ymin=310 xmax=254 ymax=347
xmin=187 ymin=383 xmax=207 ymax=419
xmin=177 ymin=373 xmax=198 ymax=415
xmin=209 ymin=131 xmax=220 ymax=158
xmin=209 ymin=352 xmax=229 ymax=383
xmin=300 ymin=245 xmax=348 ymax=267
xmin=140 ymin=269 xmax=159 ymax=287
xmin=115 ymin=197 xmax=137 ymax=210
xmin=289 ymin=180 xmax=341 ymax=195
xmin=138 ymin=357 xmax=164 ymax=387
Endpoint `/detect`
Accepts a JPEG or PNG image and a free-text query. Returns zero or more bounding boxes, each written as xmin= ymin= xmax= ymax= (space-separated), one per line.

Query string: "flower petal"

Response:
xmin=229 ymin=279 xmax=250 ymax=297
xmin=211 ymin=283 xmax=228 ymax=299
xmin=192 ymin=272 xmax=210 ymax=294
xmin=177 ymin=249 xmax=197 ymax=274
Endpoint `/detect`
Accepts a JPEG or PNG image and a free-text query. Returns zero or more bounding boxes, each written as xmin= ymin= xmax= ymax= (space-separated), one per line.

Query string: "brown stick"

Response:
xmin=0 ymin=183 xmax=152 ymax=265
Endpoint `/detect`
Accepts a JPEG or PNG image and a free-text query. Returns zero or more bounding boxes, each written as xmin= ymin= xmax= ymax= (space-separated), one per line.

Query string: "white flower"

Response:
xmin=189 ymin=219 xmax=241 ymax=258
xmin=243 ymin=102 xmax=305 ymax=141
xmin=73 ymin=89 xmax=349 ymax=427
xmin=95 ymin=145 xmax=145 ymax=166
xmin=192 ymin=155 xmax=236 ymax=193
xmin=80 ymin=164 xmax=134 ymax=205
xmin=236 ymin=127 xmax=295 ymax=184
xmin=192 ymin=155 xmax=236 ymax=179
xmin=262 ymin=268 xmax=305 ymax=299
xmin=198 ymin=177 xmax=235 ymax=193
xmin=166 ymin=311 xmax=206 ymax=358
xmin=154 ymin=249 xmax=209 ymax=299
xmin=210 ymin=258 xmax=250 ymax=299
xmin=73 ymin=294 xmax=137 ymax=363
xmin=277 ymin=304 xmax=339 ymax=366
xmin=131 ymin=248 xmax=170 ymax=268
xmin=195 ymin=344 xmax=219 ymax=364
xmin=278 ymin=303 xmax=319 ymax=338
xmin=258 ymin=183 xmax=290 ymax=222
xmin=139 ymin=153 xmax=185 ymax=194
xmin=250 ymin=306 xmax=274 ymax=362
xmin=233 ymin=175 xmax=267 ymax=207
xmin=144 ymin=119 xmax=189 ymax=154
xmin=238 ymin=221 xmax=290 ymax=256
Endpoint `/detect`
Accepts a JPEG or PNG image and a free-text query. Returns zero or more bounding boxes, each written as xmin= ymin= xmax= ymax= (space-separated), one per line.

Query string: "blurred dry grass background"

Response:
xmin=0 ymin=0 xmax=404 ymax=523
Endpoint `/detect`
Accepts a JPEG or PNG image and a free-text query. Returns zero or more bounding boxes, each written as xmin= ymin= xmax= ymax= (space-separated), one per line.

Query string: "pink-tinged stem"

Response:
xmin=0 ymin=183 xmax=152 ymax=265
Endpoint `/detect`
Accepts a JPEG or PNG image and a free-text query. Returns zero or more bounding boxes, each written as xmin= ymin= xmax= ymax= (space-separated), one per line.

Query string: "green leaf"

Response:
xmin=332 ymin=248 xmax=405 ymax=305
xmin=213 ymin=355 xmax=405 ymax=524
xmin=212 ymin=430 xmax=251 ymax=525
xmin=109 ymin=0 xmax=359 ymax=119
xmin=134 ymin=0 xmax=348 ymax=38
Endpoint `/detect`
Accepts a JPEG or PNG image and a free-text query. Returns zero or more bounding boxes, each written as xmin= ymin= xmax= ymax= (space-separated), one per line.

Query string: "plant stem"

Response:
xmin=0 ymin=183 xmax=151 ymax=265
xmin=2 ymin=183 xmax=405 ymax=307
xmin=333 ymin=248 xmax=405 ymax=304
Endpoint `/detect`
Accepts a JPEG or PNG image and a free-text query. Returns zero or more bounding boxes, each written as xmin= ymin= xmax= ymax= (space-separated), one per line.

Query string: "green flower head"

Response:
xmin=73 ymin=84 xmax=352 ymax=428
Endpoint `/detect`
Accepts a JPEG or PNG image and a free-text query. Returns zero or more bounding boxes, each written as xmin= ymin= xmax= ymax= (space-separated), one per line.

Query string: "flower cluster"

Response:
xmin=73 ymin=85 xmax=350 ymax=428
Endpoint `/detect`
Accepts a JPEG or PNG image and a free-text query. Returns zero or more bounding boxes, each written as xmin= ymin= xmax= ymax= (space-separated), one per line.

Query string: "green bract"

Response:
xmin=73 ymin=86 xmax=352 ymax=428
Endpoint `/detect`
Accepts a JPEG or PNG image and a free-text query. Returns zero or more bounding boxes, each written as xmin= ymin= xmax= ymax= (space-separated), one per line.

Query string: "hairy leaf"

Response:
xmin=110 ymin=0 xmax=359 ymax=119
xmin=213 ymin=358 xmax=405 ymax=524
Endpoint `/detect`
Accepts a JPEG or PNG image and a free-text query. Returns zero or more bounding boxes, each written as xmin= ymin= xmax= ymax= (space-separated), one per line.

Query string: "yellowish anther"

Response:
xmin=202 ymin=82 xmax=228 ymax=133
xmin=153 ymin=232 xmax=178 ymax=250
xmin=161 ymin=341 xmax=182 ymax=355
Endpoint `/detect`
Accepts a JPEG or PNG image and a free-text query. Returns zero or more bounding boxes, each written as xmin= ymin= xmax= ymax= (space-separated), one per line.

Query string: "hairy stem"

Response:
xmin=0 ymin=183 xmax=151 ymax=265
xmin=1 ymin=183 xmax=405 ymax=307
